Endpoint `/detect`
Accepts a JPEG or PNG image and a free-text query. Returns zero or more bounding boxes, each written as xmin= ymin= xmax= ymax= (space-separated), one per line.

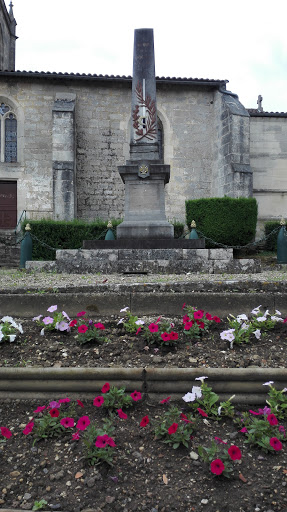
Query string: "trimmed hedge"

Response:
xmin=22 ymin=218 xmax=185 ymax=260
xmin=22 ymin=219 xmax=122 ymax=260
xmin=185 ymin=197 xmax=258 ymax=248
xmin=264 ymin=221 xmax=281 ymax=251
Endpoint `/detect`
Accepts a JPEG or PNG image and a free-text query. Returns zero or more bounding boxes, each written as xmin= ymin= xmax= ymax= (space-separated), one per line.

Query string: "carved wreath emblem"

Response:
xmin=132 ymin=81 xmax=157 ymax=142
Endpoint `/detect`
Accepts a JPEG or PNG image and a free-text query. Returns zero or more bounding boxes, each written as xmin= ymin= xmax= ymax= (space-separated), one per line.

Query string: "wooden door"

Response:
xmin=0 ymin=181 xmax=17 ymax=228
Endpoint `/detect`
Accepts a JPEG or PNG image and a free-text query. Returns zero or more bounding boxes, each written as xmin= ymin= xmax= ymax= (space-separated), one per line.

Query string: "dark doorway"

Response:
xmin=0 ymin=181 xmax=17 ymax=228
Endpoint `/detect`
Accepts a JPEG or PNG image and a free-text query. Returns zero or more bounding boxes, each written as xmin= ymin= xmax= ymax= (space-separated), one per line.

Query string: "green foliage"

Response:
xmin=266 ymin=384 xmax=287 ymax=420
xmin=264 ymin=221 xmax=281 ymax=251
xmin=21 ymin=218 xmax=122 ymax=260
xmin=0 ymin=316 xmax=23 ymax=342
xmin=153 ymin=406 xmax=196 ymax=449
xmin=141 ymin=318 xmax=179 ymax=347
xmin=102 ymin=385 xmax=134 ymax=411
xmin=171 ymin=220 xmax=185 ymax=239
xmin=185 ymin=197 xmax=258 ymax=248
xmin=122 ymin=310 xmax=141 ymax=334
xmin=186 ymin=379 xmax=235 ymax=420
xmin=198 ymin=440 xmax=241 ymax=477
xmin=82 ymin=418 xmax=116 ymax=466
xmin=240 ymin=414 xmax=284 ymax=453
xmin=76 ymin=326 xmax=107 ymax=345
xmin=32 ymin=499 xmax=48 ymax=511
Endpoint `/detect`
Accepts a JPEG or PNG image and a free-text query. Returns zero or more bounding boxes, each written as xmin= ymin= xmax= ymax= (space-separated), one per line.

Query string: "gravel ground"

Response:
xmin=0 ymin=266 xmax=287 ymax=291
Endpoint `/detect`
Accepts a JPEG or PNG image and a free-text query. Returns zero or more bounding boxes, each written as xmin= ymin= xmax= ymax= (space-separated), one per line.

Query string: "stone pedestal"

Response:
xmin=116 ymin=162 xmax=174 ymax=239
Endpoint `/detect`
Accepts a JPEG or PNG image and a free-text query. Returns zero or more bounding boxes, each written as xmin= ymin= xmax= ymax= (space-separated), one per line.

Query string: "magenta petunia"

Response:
xmin=197 ymin=408 xmax=208 ymax=417
xmin=267 ymin=413 xmax=278 ymax=426
xmin=72 ymin=431 xmax=80 ymax=441
xmin=183 ymin=321 xmax=193 ymax=330
xmin=196 ymin=321 xmax=205 ymax=329
xmin=168 ymin=423 xmax=178 ymax=435
xmin=228 ymin=445 xmax=242 ymax=461
xmin=77 ymin=399 xmax=84 ymax=408
xmin=0 ymin=426 xmax=12 ymax=439
xmin=140 ymin=415 xmax=149 ymax=427
xmin=60 ymin=417 xmax=75 ymax=428
xmin=194 ymin=309 xmax=204 ymax=320
xmin=210 ymin=459 xmax=225 ymax=475
xmin=49 ymin=408 xmax=60 ymax=418
xmin=169 ymin=331 xmax=178 ymax=341
xmin=205 ymin=312 xmax=213 ymax=320
xmin=270 ymin=437 xmax=283 ymax=451
xmin=214 ymin=437 xmax=227 ymax=445
xmin=77 ymin=311 xmax=86 ymax=317
xmin=78 ymin=325 xmax=88 ymax=333
xmin=76 ymin=415 xmax=90 ymax=430
xmin=161 ymin=332 xmax=170 ymax=342
xmin=101 ymin=382 xmax=110 ymax=394
xmin=33 ymin=405 xmax=46 ymax=414
xmin=94 ymin=322 xmax=105 ymax=330
xmin=182 ymin=314 xmax=190 ymax=324
xmin=69 ymin=319 xmax=77 ymax=327
xmin=212 ymin=316 xmax=221 ymax=323
xmin=93 ymin=396 xmax=104 ymax=407
xmin=160 ymin=396 xmax=171 ymax=404
xmin=23 ymin=421 xmax=34 ymax=435
xmin=58 ymin=397 xmax=70 ymax=403
xmin=95 ymin=434 xmax=116 ymax=448
xmin=130 ymin=390 xmax=142 ymax=401
xmin=117 ymin=409 xmax=128 ymax=419
xmin=148 ymin=323 xmax=159 ymax=333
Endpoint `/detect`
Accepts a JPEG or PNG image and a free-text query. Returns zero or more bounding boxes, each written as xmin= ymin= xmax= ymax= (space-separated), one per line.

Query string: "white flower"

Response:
xmin=275 ymin=310 xmax=282 ymax=316
xmin=32 ymin=314 xmax=43 ymax=322
xmin=1 ymin=316 xmax=14 ymax=323
xmin=282 ymin=388 xmax=287 ymax=393
xmin=251 ymin=306 xmax=261 ymax=315
xmin=182 ymin=392 xmax=195 ymax=402
xmin=47 ymin=305 xmax=57 ymax=313
xmin=241 ymin=323 xmax=249 ymax=331
xmin=253 ymin=329 xmax=261 ymax=339
xmin=271 ymin=316 xmax=283 ymax=322
xmin=62 ymin=311 xmax=70 ymax=321
xmin=264 ymin=310 xmax=270 ymax=317
xmin=120 ymin=307 xmax=129 ymax=313
xmin=262 ymin=381 xmax=274 ymax=386
xmin=220 ymin=330 xmax=235 ymax=342
xmin=0 ymin=331 xmax=4 ymax=341
xmin=236 ymin=314 xmax=248 ymax=322
xmin=40 ymin=328 xmax=45 ymax=336
xmin=256 ymin=316 xmax=266 ymax=322
xmin=230 ymin=339 xmax=234 ymax=349
xmin=217 ymin=406 xmax=222 ymax=416
xmin=8 ymin=334 xmax=16 ymax=342
xmin=17 ymin=323 xmax=23 ymax=334
xmin=192 ymin=386 xmax=202 ymax=398
xmin=135 ymin=319 xmax=145 ymax=325
xmin=117 ymin=318 xmax=124 ymax=325
xmin=195 ymin=376 xmax=208 ymax=382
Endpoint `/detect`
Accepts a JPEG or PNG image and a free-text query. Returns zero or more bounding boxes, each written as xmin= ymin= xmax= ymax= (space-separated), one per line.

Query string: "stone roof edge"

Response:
xmin=248 ymin=109 xmax=287 ymax=118
xmin=0 ymin=69 xmax=228 ymax=87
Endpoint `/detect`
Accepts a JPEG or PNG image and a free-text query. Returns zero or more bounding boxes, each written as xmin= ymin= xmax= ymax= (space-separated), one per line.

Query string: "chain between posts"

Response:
xmin=20 ymin=230 xmax=110 ymax=251
xmin=195 ymin=225 xmax=281 ymax=250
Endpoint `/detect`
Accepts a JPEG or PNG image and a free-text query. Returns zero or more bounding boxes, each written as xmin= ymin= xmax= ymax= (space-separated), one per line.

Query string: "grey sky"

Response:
xmin=12 ymin=0 xmax=287 ymax=113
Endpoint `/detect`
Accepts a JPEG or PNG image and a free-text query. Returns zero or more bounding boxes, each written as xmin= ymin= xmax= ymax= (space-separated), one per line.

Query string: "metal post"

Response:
xmin=189 ymin=220 xmax=199 ymax=240
xmin=20 ymin=223 xmax=33 ymax=269
xmin=105 ymin=220 xmax=115 ymax=240
xmin=277 ymin=218 xmax=287 ymax=264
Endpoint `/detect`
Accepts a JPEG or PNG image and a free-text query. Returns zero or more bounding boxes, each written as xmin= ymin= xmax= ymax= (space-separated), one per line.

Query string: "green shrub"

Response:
xmin=185 ymin=197 xmax=258 ymax=248
xmin=264 ymin=221 xmax=281 ymax=251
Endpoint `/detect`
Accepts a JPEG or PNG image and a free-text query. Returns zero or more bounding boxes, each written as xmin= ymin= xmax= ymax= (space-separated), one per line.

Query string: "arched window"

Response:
xmin=157 ymin=116 xmax=164 ymax=161
xmin=0 ymin=103 xmax=17 ymax=162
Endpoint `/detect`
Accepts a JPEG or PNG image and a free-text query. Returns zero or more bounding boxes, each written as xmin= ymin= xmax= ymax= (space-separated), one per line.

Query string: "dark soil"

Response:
xmin=0 ymin=316 xmax=286 ymax=369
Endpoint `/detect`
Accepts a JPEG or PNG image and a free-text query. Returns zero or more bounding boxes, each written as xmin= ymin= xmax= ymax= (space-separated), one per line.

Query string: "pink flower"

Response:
xmin=169 ymin=331 xmax=178 ymax=341
xmin=212 ymin=316 xmax=221 ymax=323
xmin=94 ymin=322 xmax=105 ymax=330
xmin=267 ymin=413 xmax=278 ymax=426
xmin=214 ymin=437 xmax=227 ymax=445
xmin=161 ymin=332 xmax=170 ymax=342
xmin=156 ymin=316 xmax=161 ymax=324
xmin=78 ymin=325 xmax=88 ymax=333
xmin=182 ymin=303 xmax=186 ymax=310
xmin=240 ymin=427 xmax=248 ymax=433
xmin=183 ymin=321 xmax=193 ymax=330
xmin=249 ymin=410 xmax=261 ymax=415
xmin=77 ymin=311 xmax=86 ymax=317
xmin=58 ymin=398 xmax=70 ymax=403
xmin=197 ymin=408 xmax=208 ymax=417
xmin=130 ymin=390 xmax=142 ymax=401
xmin=23 ymin=421 xmax=34 ymax=435
xmin=194 ymin=309 xmax=204 ymax=320
xmin=49 ymin=400 xmax=60 ymax=409
xmin=168 ymin=423 xmax=178 ymax=435
xmin=228 ymin=445 xmax=242 ymax=460
xmin=148 ymin=323 xmax=159 ymax=333
xmin=60 ymin=417 xmax=75 ymax=428
xmin=72 ymin=431 xmax=80 ymax=441
xmin=117 ymin=409 xmax=128 ymax=419
xmin=210 ymin=459 xmax=225 ymax=475
xmin=43 ymin=316 xmax=53 ymax=325
xmin=160 ymin=396 xmax=171 ymax=404
xmin=93 ymin=396 xmax=104 ymax=407
xmin=95 ymin=434 xmax=116 ymax=448
xmin=77 ymin=400 xmax=84 ymax=408
xmin=47 ymin=305 xmax=57 ymax=312
xmin=49 ymin=408 xmax=60 ymax=418
xmin=76 ymin=416 xmax=90 ymax=430
xmin=0 ymin=426 xmax=12 ymax=439
xmin=101 ymin=382 xmax=110 ymax=394
xmin=140 ymin=415 xmax=149 ymax=427
xmin=182 ymin=314 xmax=190 ymax=324
xmin=136 ymin=327 xmax=142 ymax=335
xmin=270 ymin=437 xmax=283 ymax=451
xmin=33 ymin=406 xmax=46 ymax=414
xmin=69 ymin=319 xmax=77 ymax=327
xmin=196 ymin=321 xmax=205 ymax=329
xmin=205 ymin=312 xmax=213 ymax=320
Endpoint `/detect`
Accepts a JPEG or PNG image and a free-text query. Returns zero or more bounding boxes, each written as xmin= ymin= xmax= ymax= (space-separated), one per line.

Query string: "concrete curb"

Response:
xmin=0 ymin=367 xmax=285 ymax=404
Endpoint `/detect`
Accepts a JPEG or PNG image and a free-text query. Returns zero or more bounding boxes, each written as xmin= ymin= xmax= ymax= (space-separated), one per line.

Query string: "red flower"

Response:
xmin=69 ymin=319 xmax=77 ymax=327
xmin=196 ymin=321 xmax=205 ymax=329
xmin=182 ymin=314 xmax=190 ymax=324
xmin=58 ymin=397 xmax=70 ymax=403
xmin=240 ymin=427 xmax=248 ymax=433
xmin=93 ymin=396 xmax=104 ymax=407
xmin=169 ymin=331 xmax=178 ymax=341
xmin=148 ymin=323 xmax=159 ymax=333
xmin=194 ymin=309 xmax=204 ymax=320
xmin=95 ymin=434 xmax=116 ymax=448
xmin=78 ymin=325 xmax=88 ymax=333
xmin=205 ymin=312 xmax=213 ymax=320
xmin=267 ymin=413 xmax=278 ymax=426
xmin=197 ymin=408 xmax=208 ymax=417
xmin=101 ymin=382 xmax=110 ymax=394
xmin=212 ymin=316 xmax=221 ymax=323
xmin=210 ymin=459 xmax=225 ymax=475
xmin=156 ymin=316 xmax=161 ymax=324
xmin=270 ymin=437 xmax=283 ymax=451
xmin=130 ymin=390 xmax=142 ymax=401
xmin=23 ymin=421 xmax=34 ymax=435
xmin=182 ymin=303 xmax=186 ymax=310
xmin=0 ymin=426 xmax=12 ymax=439
xmin=94 ymin=322 xmax=105 ymax=330
xmin=168 ymin=423 xmax=178 ymax=435
xmin=77 ymin=399 xmax=84 ymax=408
xmin=76 ymin=415 xmax=90 ymax=430
xmin=161 ymin=332 xmax=170 ymax=342
xmin=117 ymin=409 xmax=128 ymax=419
xmin=249 ymin=410 xmax=261 ymax=415
xmin=33 ymin=406 xmax=46 ymax=414
xmin=214 ymin=437 xmax=227 ymax=445
xmin=136 ymin=327 xmax=142 ymax=335
xmin=183 ymin=321 xmax=193 ymax=330
xmin=77 ymin=311 xmax=86 ymax=317
xmin=140 ymin=415 xmax=149 ymax=427
xmin=49 ymin=408 xmax=60 ymax=418
xmin=60 ymin=417 xmax=75 ymax=428
xmin=228 ymin=445 xmax=242 ymax=460
xmin=160 ymin=396 xmax=171 ymax=404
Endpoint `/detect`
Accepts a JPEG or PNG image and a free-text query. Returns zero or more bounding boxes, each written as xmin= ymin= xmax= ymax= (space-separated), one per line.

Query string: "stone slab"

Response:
xmin=83 ymin=239 xmax=205 ymax=249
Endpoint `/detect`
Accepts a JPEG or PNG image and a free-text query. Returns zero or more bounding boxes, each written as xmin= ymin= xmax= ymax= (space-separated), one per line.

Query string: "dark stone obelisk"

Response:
xmin=116 ymin=28 xmax=174 ymax=240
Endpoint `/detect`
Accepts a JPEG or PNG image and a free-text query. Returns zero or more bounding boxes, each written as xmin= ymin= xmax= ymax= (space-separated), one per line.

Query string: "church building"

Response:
xmin=0 ymin=0 xmax=286 ymax=242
